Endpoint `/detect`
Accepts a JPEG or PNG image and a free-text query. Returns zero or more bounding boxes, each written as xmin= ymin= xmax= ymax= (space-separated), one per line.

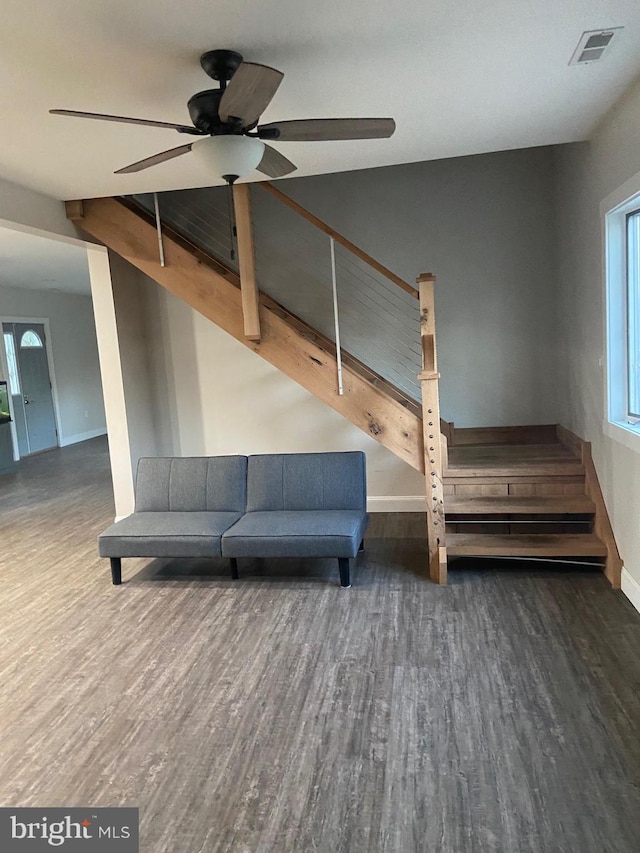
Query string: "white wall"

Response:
xmin=553 ymin=72 xmax=640 ymax=597
xmin=0 ymin=284 xmax=106 ymax=445
xmin=141 ymin=281 xmax=426 ymax=507
xmin=86 ymin=251 xmax=160 ymax=519
xmin=0 ymin=176 xmax=79 ymax=242
xmin=282 ymin=147 xmax=560 ymax=427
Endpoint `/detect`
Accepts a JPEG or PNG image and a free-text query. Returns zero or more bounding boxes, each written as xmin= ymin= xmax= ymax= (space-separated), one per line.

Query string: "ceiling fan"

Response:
xmin=50 ymin=49 xmax=396 ymax=184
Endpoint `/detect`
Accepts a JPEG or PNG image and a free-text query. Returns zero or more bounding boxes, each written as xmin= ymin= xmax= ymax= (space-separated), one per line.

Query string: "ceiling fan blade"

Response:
xmin=258 ymin=118 xmax=396 ymax=142
xmin=50 ymin=109 xmax=200 ymax=134
xmin=218 ymin=62 xmax=284 ymax=128
xmin=256 ymin=144 xmax=297 ymax=179
xmin=114 ymin=143 xmax=194 ymax=174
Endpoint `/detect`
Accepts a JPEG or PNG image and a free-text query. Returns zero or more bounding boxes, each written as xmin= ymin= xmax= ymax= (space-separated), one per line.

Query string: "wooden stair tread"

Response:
xmin=445 ymin=465 xmax=585 ymax=480
xmin=446 ymin=495 xmax=595 ymax=515
xmin=446 ymin=442 xmax=584 ymax=478
xmin=450 ymin=442 xmax=575 ymax=457
xmin=446 ymin=461 xmax=584 ymax=478
xmin=447 ymin=533 xmax=607 ymax=557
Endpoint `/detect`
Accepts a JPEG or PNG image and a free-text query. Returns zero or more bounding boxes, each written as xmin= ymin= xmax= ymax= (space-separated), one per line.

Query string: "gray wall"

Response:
xmin=553 ymin=73 xmax=640 ymax=592
xmin=0 ymin=284 xmax=106 ymax=445
xmin=280 ymin=146 xmax=560 ymax=427
xmin=109 ymin=253 xmax=158 ymax=471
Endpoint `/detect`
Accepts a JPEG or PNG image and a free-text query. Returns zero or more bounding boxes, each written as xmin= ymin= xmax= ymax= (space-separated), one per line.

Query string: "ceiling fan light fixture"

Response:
xmin=51 ymin=49 xmax=397 ymax=180
xmin=192 ymin=135 xmax=265 ymax=183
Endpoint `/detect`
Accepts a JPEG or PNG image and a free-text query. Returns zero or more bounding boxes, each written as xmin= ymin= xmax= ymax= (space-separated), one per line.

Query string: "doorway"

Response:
xmin=2 ymin=321 xmax=58 ymax=456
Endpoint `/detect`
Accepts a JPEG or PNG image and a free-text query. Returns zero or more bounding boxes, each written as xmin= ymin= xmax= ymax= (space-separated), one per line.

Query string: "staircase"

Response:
xmin=65 ymin=186 xmax=622 ymax=589
xmin=71 ymin=194 xmax=424 ymax=472
xmin=443 ymin=423 xmax=620 ymax=586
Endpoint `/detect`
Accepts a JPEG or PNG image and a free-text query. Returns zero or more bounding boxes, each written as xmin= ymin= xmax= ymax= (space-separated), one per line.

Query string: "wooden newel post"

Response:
xmin=232 ymin=183 xmax=261 ymax=342
xmin=417 ymin=273 xmax=447 ymax=584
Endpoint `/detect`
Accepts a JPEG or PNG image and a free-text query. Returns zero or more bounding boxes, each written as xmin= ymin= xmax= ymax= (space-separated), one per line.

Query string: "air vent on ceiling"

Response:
xmin=569 ymin=28 xmax=623 ymax=65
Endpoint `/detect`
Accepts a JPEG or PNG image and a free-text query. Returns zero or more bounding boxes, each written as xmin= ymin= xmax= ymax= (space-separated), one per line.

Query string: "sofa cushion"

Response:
xmin=221 ymin=510 xmax=369 ymax=558
xmin=246 ymin=452 xmax=366 ymax=512
xmin=135 ymin=456 xmax=247 ymax=513
xmin=99 ymin=511 xmax=243 ymax=558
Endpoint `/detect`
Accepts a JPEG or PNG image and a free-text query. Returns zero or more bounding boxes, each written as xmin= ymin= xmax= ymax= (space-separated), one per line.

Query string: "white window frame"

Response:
xmin=603 ymin=171 xmax=640 ymax=452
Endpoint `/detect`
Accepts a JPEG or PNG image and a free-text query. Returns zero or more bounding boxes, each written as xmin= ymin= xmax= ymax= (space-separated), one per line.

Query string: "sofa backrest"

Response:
xmin=246 ymin=452 xmax=366 ymax=512
xmin=135 ymin=456 xmax=247 ymax=512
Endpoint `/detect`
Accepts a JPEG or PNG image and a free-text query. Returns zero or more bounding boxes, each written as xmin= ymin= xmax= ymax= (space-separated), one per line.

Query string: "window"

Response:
xmin=628 ymin=210 xmax=640 ymax=419
xmin=604 ymin=178 xmax=640 ymax=449
xmin=20 ymin=329 xmax=43 ymax=348
xmin=3 ymin=332 xmax=20 ymax=394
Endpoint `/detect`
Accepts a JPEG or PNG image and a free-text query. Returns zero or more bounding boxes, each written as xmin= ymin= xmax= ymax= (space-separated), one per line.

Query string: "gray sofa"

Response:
xmin=98 ymin=451 xmax=368 ymax=588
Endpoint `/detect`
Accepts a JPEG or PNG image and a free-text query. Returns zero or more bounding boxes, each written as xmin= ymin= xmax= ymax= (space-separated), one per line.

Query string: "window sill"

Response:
xmin=604 ymin=419 xmax=640 ymax=453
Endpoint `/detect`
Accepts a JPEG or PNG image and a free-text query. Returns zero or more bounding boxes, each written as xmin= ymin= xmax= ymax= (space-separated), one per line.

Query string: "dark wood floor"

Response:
xmin=1 ymin=437 xmax=640 ymax=852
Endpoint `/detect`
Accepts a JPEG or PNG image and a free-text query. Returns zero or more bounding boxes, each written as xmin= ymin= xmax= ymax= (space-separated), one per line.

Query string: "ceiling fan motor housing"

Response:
xmin=187 ymin=89 xmax=228 ymax=134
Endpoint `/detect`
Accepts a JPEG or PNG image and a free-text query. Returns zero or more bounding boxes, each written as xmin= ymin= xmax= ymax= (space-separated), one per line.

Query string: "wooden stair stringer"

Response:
xmin=556 ymin=425 xmax=623 ymax=588
xmin=76 ymin=197 xmax=425 ymax=473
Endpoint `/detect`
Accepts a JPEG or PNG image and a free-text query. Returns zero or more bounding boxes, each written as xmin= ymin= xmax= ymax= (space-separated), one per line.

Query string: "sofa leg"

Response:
xmin=358 ymin=539 xmax=365 ymax=553
xmin=230 ymin=558 xmax=239 ymax=580
xmin=338 ymin=558 xmax=351 ymax=588
xmin=110 ymin=557 xmax=122 ymax=586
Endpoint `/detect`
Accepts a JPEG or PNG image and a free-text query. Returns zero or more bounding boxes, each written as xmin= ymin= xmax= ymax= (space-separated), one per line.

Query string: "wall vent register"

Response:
xmin=569 ymin=28 xmax=622 ymax=65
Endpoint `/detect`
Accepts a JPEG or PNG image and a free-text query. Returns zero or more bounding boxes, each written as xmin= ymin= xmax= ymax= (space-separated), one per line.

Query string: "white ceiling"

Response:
xmin=0 ymin=227 xmax=90 ymax=294
xmin=1 ymin=0 xmax=640 ymax=200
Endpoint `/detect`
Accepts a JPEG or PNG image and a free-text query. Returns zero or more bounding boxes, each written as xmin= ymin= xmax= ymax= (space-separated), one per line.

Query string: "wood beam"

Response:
xmin=65 ymin=200 xmax=84 ymax=220
xmin=232 ymin=184 xmax=261 ymax=342
xmin=418 ymin=272 xmax=447 ymax=583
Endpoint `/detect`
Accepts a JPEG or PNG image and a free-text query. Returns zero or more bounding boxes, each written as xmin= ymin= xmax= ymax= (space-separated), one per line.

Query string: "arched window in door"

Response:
xmin=19 ymin=329 xmax=43 ymax=348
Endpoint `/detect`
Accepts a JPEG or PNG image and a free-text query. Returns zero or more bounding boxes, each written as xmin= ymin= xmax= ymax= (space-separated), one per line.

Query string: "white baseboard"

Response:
xmin=367 ymin=495 xmax=427 ymax=512
xmin=621 ymin=567 xmax=640 ymax=615
xmin=59 ymin=427 xmax=107 ymax=447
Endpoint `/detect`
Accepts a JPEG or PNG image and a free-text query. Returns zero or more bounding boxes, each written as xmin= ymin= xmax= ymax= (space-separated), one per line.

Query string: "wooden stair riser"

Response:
xmin=444 ymin=478 xmax=587 ymax=498
xmin=448 ymin=533 xmax=607 ymax=558
xmin=445 ymin=495 xmax=595 ymax=514
xmin=449 ymin=424 xmax=560 ymax=446
xmin=446 ymin=518 xmax=594 ymax=536
xmin=446 ymin=486 xmax=595 ymax=534
xmin=76 ymin=198 xmax=426 ymax=473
